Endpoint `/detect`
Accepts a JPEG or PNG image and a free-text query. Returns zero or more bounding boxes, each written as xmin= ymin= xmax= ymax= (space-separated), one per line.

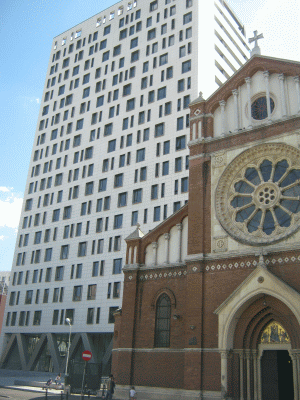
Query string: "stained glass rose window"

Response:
xmin=215 ymin=144 xmax=300 ymax=246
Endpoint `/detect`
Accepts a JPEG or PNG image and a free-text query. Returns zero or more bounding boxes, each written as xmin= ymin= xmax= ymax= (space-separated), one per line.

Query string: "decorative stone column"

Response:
xmin=252 ymin=350 xmax=258 ymax=400
xmin=238 ymin=350 xmax=244 ymax=400
xmin=297 ymin=352 xmax=300 ymax=400
xmin=133 ymin=245 xmax=137 ymax=264
xmin=278 ymin=73 xmax=287 ymax=118
xmin=232 ymin=89 xmax=239 ymax=132
xmin=164 ymin=233 xmax=170 ymax=264
xmin=245 ymin=350 xmax=251 ymax=400
xmin=220 ymin=350 xmax=229 ymax=399
xmin=257 ymin=352 xmax=262 ymax=400
xmin=294 ymin=76 xmax=300 ymax=114
xmin=128 ymin=246 xmax=132 ymax=264
xmin=263 ymin=71 xmax=272 ymax=123
xmin=290 ymin=351 xmax=299 ymax=400
xmin=245 ymin=77 xmax=253 ymax=129
xmin=192 ymin=122 xmax=197 ymax=140
xmin=219 ymin=100 xmax=226 ymax=135
xmin=198 ymin=120 xmax=202 ymax=138
xmin=152 ymin=242 xmax=158 ymax=266
xmin=176 ymin=223 xmax=182 ymax=263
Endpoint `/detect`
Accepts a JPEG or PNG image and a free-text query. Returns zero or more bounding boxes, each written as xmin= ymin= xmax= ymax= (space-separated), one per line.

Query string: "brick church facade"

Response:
xmin=112 ymin=55 xmax=300 ymax=400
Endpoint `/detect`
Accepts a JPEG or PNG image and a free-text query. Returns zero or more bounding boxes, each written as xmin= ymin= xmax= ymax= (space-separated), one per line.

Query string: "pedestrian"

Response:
xmin=129 ymin=386 xmax=136 ymax=400
xmin=105 ymin=374 xmax=115 ymax=400
xmin=55 ymin=373 xmax=61 ymax=388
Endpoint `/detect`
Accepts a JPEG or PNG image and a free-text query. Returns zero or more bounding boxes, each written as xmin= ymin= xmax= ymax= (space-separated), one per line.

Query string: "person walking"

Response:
xmin=129 ymin=386 xmax=136 ymax=400
xmin=105 ymin=374 xmax=115 ymax=400
xmin=55 ymin=373 xmax=61 ymax=388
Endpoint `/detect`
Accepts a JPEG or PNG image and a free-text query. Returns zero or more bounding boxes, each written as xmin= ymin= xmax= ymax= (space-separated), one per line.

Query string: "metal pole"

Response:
xmin=45 ymin=387 xmax=48 ymax=399
xmin=81 ymin=360 xmax=87 ymax=398
xmin=65 ymin=318 xmax=72 ymax=378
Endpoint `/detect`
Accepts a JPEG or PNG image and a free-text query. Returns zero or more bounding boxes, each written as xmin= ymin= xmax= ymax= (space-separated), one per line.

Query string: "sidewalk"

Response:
xmin=0 ymin=369 xmax=64 ymax=395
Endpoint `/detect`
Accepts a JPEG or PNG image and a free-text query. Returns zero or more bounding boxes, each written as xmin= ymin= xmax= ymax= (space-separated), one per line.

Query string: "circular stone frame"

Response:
xmin=215 ymin=143 xmax=300 ymax=246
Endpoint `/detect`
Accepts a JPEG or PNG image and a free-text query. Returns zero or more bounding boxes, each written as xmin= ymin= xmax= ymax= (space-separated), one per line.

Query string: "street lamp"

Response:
xmin=65 ymin=317 xmax=72 ymax=380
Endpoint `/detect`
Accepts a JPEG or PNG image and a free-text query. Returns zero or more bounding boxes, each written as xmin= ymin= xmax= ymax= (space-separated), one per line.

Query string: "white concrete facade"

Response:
xmin=0 ymin=0 xmax=248 ymax=371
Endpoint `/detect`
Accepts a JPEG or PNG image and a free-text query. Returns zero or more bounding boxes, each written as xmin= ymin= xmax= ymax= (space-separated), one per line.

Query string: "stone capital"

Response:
xmin=164 ymin=233 xmax=170 ymax=240
xmin=152 ymin=242 xmax=158 ymax=249
xmin=245 ymin=77 xmax=251 ymax=84
xmin=176 ymin=223 xmax=183 ymax=231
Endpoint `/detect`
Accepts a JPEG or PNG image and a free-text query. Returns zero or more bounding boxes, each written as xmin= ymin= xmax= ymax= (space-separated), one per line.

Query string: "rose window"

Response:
xmin=251 ymin=96 xmax=275 ymax=120
xmin=215 ymin=144 xmax=300 ymax=246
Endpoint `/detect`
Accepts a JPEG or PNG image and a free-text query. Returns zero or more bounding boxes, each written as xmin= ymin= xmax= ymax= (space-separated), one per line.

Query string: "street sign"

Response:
xmin=82 ymin=350 xmax=92 ymax=361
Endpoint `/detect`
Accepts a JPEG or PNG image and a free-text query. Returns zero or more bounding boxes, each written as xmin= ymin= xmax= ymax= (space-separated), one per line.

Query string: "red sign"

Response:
xmin=82 ymin=350 xmax=92 ymax=361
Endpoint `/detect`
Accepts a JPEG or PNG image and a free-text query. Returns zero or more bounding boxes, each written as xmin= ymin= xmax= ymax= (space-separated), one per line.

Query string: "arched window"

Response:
xmin=154 ymin=293 xmax=171 ymax=347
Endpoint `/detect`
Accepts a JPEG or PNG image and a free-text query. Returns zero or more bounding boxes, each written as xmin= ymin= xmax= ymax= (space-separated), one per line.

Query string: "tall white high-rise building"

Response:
xmin=0 ymin=0 xmax=249 ymax=373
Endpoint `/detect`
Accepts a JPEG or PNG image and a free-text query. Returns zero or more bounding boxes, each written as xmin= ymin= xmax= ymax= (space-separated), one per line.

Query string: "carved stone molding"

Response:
xmin=213 ymin=236 xmax=228 ymax=253
xmin=213 ymin=151 xmax=227 ymax=168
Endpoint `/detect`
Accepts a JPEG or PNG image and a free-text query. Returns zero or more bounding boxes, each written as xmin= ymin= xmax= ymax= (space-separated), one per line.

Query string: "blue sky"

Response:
xmin=0 ymin=0 xmax=299 ymax=272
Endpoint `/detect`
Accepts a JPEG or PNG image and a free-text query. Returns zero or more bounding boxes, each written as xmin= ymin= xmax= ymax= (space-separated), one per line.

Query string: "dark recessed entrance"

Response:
xmin=261 ymin=350 xmax=293 ymax=400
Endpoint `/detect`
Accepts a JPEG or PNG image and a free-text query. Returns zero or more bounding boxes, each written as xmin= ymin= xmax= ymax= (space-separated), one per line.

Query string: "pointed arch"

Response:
xmin=154 ymin=293 xmax=171 ymax=348
xmin=215 ymin=266 xmax=300 ymax=350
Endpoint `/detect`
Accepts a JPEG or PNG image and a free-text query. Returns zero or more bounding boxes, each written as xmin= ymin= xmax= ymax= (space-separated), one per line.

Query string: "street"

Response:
xmin=0 ymin=387 xmax=92 ymax=400
xmin=0 ymin=387 xmax=61 ymax=399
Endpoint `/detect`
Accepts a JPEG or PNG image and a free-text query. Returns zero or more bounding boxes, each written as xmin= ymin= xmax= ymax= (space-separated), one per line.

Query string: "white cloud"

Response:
xmin=0 ymin=236 xmax=5 ymax=241
xmin=0 ymin=189 xmax=23 ymax=230
xmin=36 ymin=98 xmax=40 ymax=104
xmin=0 ymin=187 xmax=10 ymax=192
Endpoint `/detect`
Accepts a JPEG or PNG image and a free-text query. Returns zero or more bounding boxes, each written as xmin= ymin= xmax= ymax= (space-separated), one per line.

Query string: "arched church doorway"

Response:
xmin=261 ymin=350 xmax=293 ymax=400
xmin=260 ymin=322 xmax=293 ymax=400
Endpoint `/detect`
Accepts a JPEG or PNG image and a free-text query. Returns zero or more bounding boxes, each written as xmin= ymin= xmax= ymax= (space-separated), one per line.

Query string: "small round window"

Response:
xmin=251 ymin=96 xmax=275 ymax=120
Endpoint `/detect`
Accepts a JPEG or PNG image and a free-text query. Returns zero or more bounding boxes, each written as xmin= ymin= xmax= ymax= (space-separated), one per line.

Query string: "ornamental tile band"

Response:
xmin=139 ymin=270 xmax=187 ymax=281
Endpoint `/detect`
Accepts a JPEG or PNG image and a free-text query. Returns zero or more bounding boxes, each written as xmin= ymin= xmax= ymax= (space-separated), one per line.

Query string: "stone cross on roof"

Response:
xmin=249 ymin=30 xmax=264 ymax=56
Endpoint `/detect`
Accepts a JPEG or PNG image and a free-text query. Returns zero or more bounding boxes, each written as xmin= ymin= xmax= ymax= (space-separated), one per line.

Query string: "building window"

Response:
xmin=182 ymin=60 xmax=191 ymax=73
xmin=181 ymin=177 xmax=189 ymax=192
xmin=177 ymin=117 xmax=184 ymax=131
xmin=78 ymin=242 xmax=87 ymax=257
xmin=87 ymin=284 xmax=97 ymax=300
xmin=104 ymin=123 xmax=113 ymax=136
xmin=159 ymin=53 xmax=168 ymax=66
xmin=155 ymin=123 xmax=164 ymax=137
xmin=136 ymin=148 xmax=145 ymax=162
xmin=157 ymin=87 xmax=166 ymax=100
xmin=174 ymin=201 xmax=181 ymax=212
xmin=176 ymin=135 xmax=186 ymax=150
xmin=154 ymin=294 xmax=171 ymax=347
xmin=108 ymin=306 xmax=119 ymax=323
xmin=114 ymin=174 xmax=123 ymax=188
xmin=131 ymin=50 xmax=139 ymax=62
xmin=153 ymin=206 xmax=161 ymax=221
xmin=87 ymin=308 xmax=94 ymax=324
xmin=113 ymin=282 xmax=121 ymax=298
xmin=131 ymin=211 xmax=138 ymax=226
xmin=33 ymin=310 xmax=42 ymax=326
xmin=73 ymin=285 xmax=82 ymax=301
xmin=133 ymin=188 xmax=142 ymax=204
xmin=113 ymin=258 xmax=122 ymax=274
xmin=108 ymin=139 xmax=116 ymax=153
xmin=55 ymin=266 xmax=64 ymax=281
xmin=114 ymin=214 xmax=123 ymax=229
